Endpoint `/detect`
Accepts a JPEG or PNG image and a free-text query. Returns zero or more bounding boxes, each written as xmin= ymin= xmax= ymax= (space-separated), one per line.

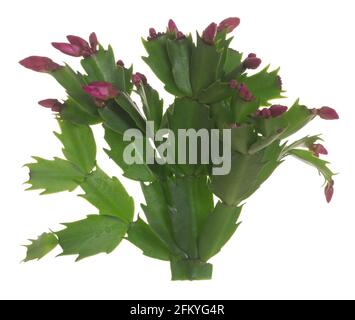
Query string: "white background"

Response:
xmin=1 ymin=0 xmax=354 ymax=300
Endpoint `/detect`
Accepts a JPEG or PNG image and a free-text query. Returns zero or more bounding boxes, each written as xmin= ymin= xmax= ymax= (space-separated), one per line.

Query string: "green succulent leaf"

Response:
xmin=104 ymin=126 xmax=156 ymax=182
xmin=197 ymin=81 xmax=234 ymax=104
xmin=239 ymin=66 xmax=284 ymax=106
xmin=223 ymin=48 xmax=243 ymax=79
xmin=51 ymin=65 xmax=99 ymax=122
xmin=127 ymin=218 xmax=171 ymax=261
xmin=26 ymin=157 xmax=85 ymax=194
xmin=191 ymin=34 xmax=222 ymax=95
xmin=99 ymin=103 xmax=137 ymax=134
xmin=211 ymin=151 xmax=265 ymax=206
xmin=56 ymin=215 xmax=127 ymax=261
xmin=142 ymin=36 xmax=183 ymax=96
xmin=80 ymin=167 xmax=134 ymax=222
xmin=55 ymin=120 xmax=96 ymax=173
xmin=141 ymin=180 xmax=182 ymax=256
xmin=23 ymin=232 xmax=58 ymax=262
xmin=81 ymin=46 xmax=132 ymax=92
xmin=167 ymin=176 xmax=214 ymax=259
xmin=137 ymin=85 xmax=163 ymax=129
xmin=198 ymin=202 xmax=242 ymax=261
xmin=248 ymin=127 xmax=286 ymax=154
xmin=287 ymin=149 xmax=334 ymax=182
xmin=166 ymin=37 xmax=193 ymax=96
xmin=229 ymin=124 xmax=257 ymax=154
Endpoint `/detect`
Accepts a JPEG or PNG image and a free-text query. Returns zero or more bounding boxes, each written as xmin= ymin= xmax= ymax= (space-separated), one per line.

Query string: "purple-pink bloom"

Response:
xmin=217 ymin=17 xmax=240 ymax=33
xmin=243 ymin=53 xmax=262 ymax=69
xmin=38 ymin=99 xmax=63 ymax=112
xmin=19 ymin=56 xmax=63 ymax=73
xmin=132 ymin=72 xmax=148 ymax=86
xmin=52 ymin=42 xmax=82 ymax=57
xmin=168 ymin=19 xmax=178 ymax=33
xmin=310 ymin=143 xmax=328 ymax=157
xmin=89 ymin=32 xmax=98 ymax=53
xmin=324 ymin=180 xmax=334 ymax=203
xmin=238 ymin=83 xmax=254 ymax=101
xmin=116 ymin=60 xmax=125 ymax=67
xmin=261 ymin=108 xmax=272 ymax=118
xmin=269 ymin=105 xmax=288 ymax=117
xmin=67 ymin=35 xmax=91 ymax=57
xmin=202 ymin=22 xmax=217 ymax=45
xmin=316 ymin=107 xmax=339 ymax=120
xmin=83 ymin=82 xmax=119 ymax=101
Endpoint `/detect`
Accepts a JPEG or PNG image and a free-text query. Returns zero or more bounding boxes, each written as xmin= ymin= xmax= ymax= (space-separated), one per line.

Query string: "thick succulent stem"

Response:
xmin=170 ymin=258 xmax=213 ymax=281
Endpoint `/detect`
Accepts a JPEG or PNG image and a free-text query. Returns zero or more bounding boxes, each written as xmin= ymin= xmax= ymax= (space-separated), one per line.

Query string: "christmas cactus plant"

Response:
xmin=20 ymin=18 xmax=338 ymax=280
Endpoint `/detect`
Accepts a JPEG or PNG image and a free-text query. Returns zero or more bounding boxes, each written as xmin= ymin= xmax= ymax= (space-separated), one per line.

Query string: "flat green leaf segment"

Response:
xmin=26 ymin=157 xmax=85 ymax=194
xmin=288 ymin=149 xmax=335 ymax=182
xmin=127 ymin=218 xmax=171 ymax=261
xmin=55 ymin=120 xmax=96 ymax=173
xmin=56 ymin=215 xmax=127 ymax=261
xmin=80 ymin=167 xmax=134 ymax=222
xmin=199 ymin=202 xmax=242 ymax=261
xmin=24 ymin=233 xmax=58 ymax=262
xmin=104 ymin=126 xmax=155 ymax=182
xmin=240 ymin=66 xmax=284 ymax=106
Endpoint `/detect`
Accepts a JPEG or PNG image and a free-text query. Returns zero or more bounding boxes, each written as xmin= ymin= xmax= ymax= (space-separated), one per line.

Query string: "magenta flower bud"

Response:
xmin=89 ymin=32 xmax=98 ymax=53
xmin=148 ymin=28 xmax=157 ymax=40
xmin=116 ymin=60 xmax=125 ymax=67
xmin=310 ymin=143 xmax=328 ymax=157
xmin=168 ymin=19 xmax=178 ymax=33
xmin=269 ymin=105 xmax=288 ymax=118
xmin=83 ymin=82 xmax=119 ymax=101
xmin=229 ymin=79 xmax=238 ymax=89
xmin=243 ymin=53 xmax=262 ymax=69
xmin=132 ymin=72 xmax=148 ymax=86
xmin=202 ymin=22 xmax=217 ymax=45
xmin=38 ymin=99 xmax=63 ymax=112
xmin=324 ymin=180 xmax=334 ymax=203
xmin=261 ymin=108 xmax=272 ymax=119
xmin=316 ymin=107 xmax=339 ymax=120
xmin=19 ymin=56 xmax=63 ymax=73
xmin=217 ymin=17 xmax=240 ymax=33
xmin=66 ymin=35 xmax=92 ymax=57
xmin=52 ymin=42 xmax=82 ymax=57
xmin=238 ymin=83 xmax=254 ymax=101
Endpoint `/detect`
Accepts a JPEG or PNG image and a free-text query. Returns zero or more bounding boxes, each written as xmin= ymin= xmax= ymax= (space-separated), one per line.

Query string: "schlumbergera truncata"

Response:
xmin=20 ymin=18 xmax=338 ymax=280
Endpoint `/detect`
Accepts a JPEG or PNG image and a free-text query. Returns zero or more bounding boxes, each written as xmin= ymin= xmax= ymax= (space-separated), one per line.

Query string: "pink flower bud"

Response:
xmin=89 ymin=32 xmax=98 ymax=52
xmin=67 ymin=35 xmax=91 ymax=56
xmin=324 ymin=180 xmax=334 ymax=203
xmin=38 ymin=99 xmax=63 ymax=112
xmin=19 ymin=56 xmax=63 ymax=73
xmin=229 ymin=79 xmax=238 ymax=89
xmin=217 ymin=17 xmax=240 ymax=33
xmin=52 ymin=42 xmax=82 ymax=57
xmin=310 ymin=143 xmax=328 ymax=157
xmin=116 ymin=60 xmax=125 ymax=67
xmin=148 ymin=28 xmax=157 ymax=40
xmin=168 ymin=19 xmax=178 ymax=33
xmin=261 ymin=108 xmax=272 ymax=118
xmin=83 ymin=82 xmax=119 ymax=101
xmin=243 ymin=53 xmax=262 ymax=69
xmin=269 ymin=105 xmax=288 ymax=117
xmin=132 ymin=72 xmax=148 ymax=86
xmin=202 ymin=22 xmax=217 ymax=45
xmin=238 ymin=83 xmax=254 ymax=101
xmin=316 ymin=107 xmax=339 ymax=120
